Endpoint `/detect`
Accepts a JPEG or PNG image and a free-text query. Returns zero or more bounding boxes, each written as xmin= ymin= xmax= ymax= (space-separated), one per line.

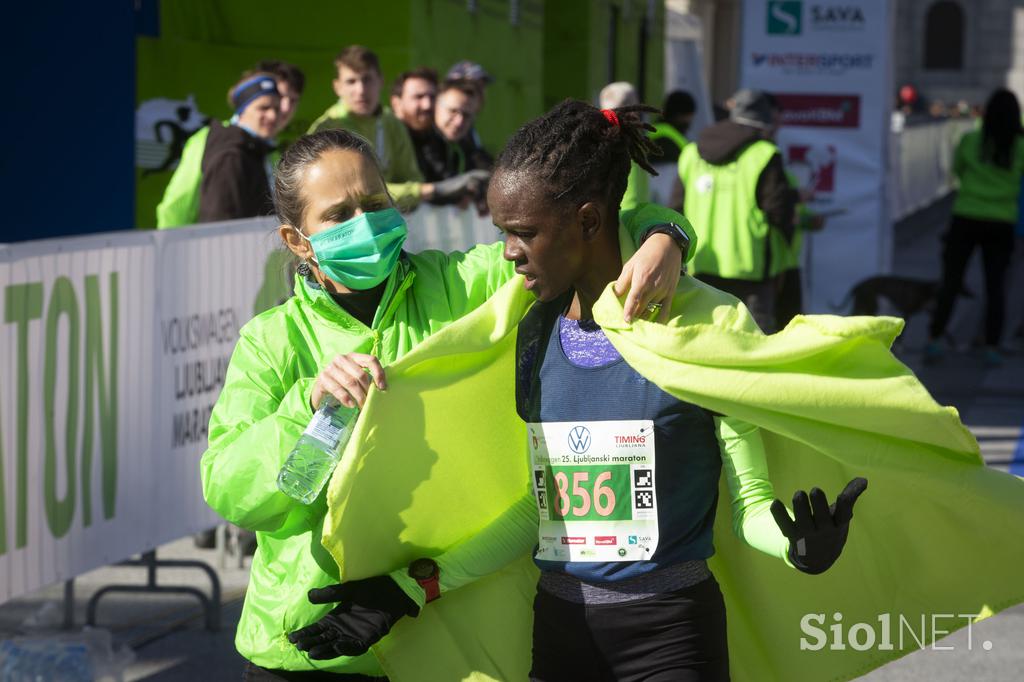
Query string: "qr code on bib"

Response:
xmin=534 ymin=470 xmax=546 ymax=490
xmin=634 ymin=490 xmax=655 ymax=509
xmin=633 ymin=469 xmax=653 ymax=489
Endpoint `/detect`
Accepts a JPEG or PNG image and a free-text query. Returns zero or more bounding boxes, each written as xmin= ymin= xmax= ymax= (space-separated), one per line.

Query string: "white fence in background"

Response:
xmin=889 ymin=119 xmax=974 ymax=222
xmin=0 ymin=207 xmax=500 ymax=605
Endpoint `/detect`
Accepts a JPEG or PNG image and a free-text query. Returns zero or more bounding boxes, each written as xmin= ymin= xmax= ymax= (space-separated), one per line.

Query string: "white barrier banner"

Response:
xmin=889 ymin=120 xmax=972 ymax=222
xmin=152 ymin=220 xmax=288 ymax=545
xmin=741 ymin=0 xmax=894 ymax=311
xmin=0 ymin=232 xmax=155 ymax=603
xmin=0 ymin=209 xmax=500 ymax=603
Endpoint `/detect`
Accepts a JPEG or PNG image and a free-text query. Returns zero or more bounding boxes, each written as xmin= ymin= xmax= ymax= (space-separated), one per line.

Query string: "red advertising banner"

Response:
xmin=775 ymin=93 xmax=861 ymax=128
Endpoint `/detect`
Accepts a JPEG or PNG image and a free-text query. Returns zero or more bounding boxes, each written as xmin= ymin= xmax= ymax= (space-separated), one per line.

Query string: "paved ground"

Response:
xmin=2 ymin=196 xmax=1023 ymax=680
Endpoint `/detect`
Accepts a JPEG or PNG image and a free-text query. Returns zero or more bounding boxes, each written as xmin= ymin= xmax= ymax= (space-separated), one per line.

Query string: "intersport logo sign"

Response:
xmin=750 ymin=52 xmax=874 ymax=75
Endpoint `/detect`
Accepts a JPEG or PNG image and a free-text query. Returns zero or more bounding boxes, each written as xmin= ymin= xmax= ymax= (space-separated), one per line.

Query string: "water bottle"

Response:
xmin=0 ymin=641 xmax=18 ymax=682
xmin=1 ymin=642 xmax=28 ymax=682
xmin=53 ymin=644 xmax=91 ymax=682
xmin=34 ymin=652 xmax=57 ymax=682
xmin=277 ymin=396 xmax=359 ymax=504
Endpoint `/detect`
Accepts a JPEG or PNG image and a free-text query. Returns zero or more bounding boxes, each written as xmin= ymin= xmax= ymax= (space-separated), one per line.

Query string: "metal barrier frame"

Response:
xmin=83 ymin=550 xmax=221 ymax=632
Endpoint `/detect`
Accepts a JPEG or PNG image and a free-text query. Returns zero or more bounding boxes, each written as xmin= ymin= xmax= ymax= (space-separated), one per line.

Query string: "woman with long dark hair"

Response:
xmin=927 ymin=88 xmax=1024 ymax=365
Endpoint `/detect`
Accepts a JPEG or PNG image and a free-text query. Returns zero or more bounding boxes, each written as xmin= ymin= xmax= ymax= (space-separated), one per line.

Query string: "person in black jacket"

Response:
xmin=674 ymin=90 xmax=807 ymax=331
xmin=198 ymin=73 xmax=280 ymax=222
xmin=391 ymin=67 xmax=445 ymax=180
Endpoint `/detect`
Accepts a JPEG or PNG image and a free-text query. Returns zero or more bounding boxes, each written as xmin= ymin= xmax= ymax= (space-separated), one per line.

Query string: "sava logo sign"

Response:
xmin=811 ymin=5 xmax=865 ymax=30
xmin=768 ymin=2 xmax=866 ymax=35
xmin=767 ymin=1 xmax=802 ymax=34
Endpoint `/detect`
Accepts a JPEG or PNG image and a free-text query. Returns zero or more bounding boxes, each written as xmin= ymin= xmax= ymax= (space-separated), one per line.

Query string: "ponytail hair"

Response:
xmin=494 ymin=99 xmax=661 ymax=210
xmin=981 ymin=88 xmax=1022 ymax=169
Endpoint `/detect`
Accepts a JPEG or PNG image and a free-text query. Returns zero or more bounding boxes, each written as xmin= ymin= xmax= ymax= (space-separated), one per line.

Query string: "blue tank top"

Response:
xmin=524 ymin=315 xmax=722 ymax=583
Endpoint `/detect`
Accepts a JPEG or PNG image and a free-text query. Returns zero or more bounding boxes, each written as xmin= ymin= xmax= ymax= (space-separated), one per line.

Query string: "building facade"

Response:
xmin=894 ymin=0 xmax=1024 ymax=107
xmin=681 ymin=0 xmax=1024 ymax=109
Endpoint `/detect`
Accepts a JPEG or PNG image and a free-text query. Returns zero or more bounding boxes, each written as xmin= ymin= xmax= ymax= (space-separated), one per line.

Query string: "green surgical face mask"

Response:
xmin=300 ymin=207 xmax=408 ymax=290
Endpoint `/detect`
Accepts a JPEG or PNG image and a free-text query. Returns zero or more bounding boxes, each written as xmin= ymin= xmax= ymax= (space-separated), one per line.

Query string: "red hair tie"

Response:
xmin=600 ymin=108 xmax=620 ymax=127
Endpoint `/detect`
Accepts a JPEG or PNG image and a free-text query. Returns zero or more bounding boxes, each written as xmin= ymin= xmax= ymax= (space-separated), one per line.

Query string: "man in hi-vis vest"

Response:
xmin=677 ymin=90 xmax=806 ymax=332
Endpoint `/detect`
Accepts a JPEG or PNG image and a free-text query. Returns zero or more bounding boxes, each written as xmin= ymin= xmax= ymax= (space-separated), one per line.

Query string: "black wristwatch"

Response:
xmin=640 ymin=222 xmax=691 ymax=265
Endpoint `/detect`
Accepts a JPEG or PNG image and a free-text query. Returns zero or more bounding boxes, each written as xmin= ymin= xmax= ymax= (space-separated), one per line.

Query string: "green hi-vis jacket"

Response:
xmin=156 ymin=126 xmax=209 ymax=229
xmin=200 ymin=205 xmax=695 ymax=676
xmin=952 ymin=129 xmax=1024 ymax=224
xmin=321 ymin=229 xmax=1024 ymax=681
xmin=309 ymin=102 xmax=424 ymax=212
xmin=156 ymin=124 xmax=281 ymax=229
xmin=649 ymin=121 xmax=688 ymax=154
xmin=620 ymin=162 xmax=651 ymax=211
xmin=679 ymin=138 xmax=778 ymax=280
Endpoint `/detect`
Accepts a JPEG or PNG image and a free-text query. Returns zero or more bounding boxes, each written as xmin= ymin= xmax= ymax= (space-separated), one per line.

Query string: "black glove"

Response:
xmin=770 ymin=477 xmax=868 ymax=575
xmin=431 ymin=169 xmax=492 ymax=201
xmin=287 ymin=576 xmax=418 ymax=660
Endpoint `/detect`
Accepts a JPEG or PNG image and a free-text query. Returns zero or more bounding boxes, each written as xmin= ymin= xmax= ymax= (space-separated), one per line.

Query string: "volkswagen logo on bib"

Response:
xmin=568 ymin=425 xmax=592 ymax=454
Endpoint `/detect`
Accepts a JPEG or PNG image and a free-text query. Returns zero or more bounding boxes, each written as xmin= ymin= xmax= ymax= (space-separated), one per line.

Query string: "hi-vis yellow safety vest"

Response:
xmin=679 ymin=139 xmax=778 ymax=280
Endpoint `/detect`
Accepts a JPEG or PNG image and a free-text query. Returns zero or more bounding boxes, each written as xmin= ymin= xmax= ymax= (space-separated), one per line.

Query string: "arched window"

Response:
xmin=924 ymin=1 xmax=964 ymax=70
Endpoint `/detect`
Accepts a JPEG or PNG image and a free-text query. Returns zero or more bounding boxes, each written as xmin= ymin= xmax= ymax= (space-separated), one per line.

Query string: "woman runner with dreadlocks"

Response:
xmin=490 ymin=100 xmax=867 ymax=681
xmin=293 ymin=100 xmax=868 ymax=681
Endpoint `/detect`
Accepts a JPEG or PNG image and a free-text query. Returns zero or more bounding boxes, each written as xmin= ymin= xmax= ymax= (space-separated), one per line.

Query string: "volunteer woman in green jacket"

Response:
xmin=200 ymin=127 xmax=690 ymax=679
xmin=927 ymin=88 xmax=1024 ymax=365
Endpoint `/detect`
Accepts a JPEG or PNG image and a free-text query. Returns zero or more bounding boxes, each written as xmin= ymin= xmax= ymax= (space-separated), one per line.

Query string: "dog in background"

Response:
xmin=830 ymin=276 xmax=973 ymax=319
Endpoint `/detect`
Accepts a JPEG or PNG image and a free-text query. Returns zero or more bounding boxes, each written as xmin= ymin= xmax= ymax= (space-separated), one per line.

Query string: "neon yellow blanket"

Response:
xmin=322 ymin=271 xmax=1024 ymax=681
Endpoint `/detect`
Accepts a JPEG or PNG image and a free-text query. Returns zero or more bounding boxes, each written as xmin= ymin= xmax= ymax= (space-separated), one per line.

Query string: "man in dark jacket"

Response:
xmin=391 ymin=73 xmax=491 ymax=208
xmin=198 ymin=73 xmax=280 ymax=222
xmin=390 ymin=67 xmax=447 ymax=182
xmin=676 ymin=89 xmax=804 ymax=332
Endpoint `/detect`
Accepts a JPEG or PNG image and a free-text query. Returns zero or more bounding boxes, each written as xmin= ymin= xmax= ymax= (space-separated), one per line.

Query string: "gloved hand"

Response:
xmin=770 ymin=477 xmax=868 ymax=575
xmin=287 ymin=576 xmax=418 ymax=660
xmin=431 ymin=169 xmax=492 ymax=201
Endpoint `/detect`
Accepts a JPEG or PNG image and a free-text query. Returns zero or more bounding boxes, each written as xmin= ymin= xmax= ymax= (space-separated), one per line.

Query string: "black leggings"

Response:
xmin=929 ymin=215 xmax=1015 ymax=345
xmin=775 ymin=268 xmax=803 ymax=331
xmin=530 ymin=576 xmax=730 ymax=682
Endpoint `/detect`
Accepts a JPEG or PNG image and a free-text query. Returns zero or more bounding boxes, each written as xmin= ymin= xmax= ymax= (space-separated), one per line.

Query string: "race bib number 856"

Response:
xmin=528 ymin=420 xmax=659 ymax=562
xmin=545 ymin=465 xmax=631 ymax=520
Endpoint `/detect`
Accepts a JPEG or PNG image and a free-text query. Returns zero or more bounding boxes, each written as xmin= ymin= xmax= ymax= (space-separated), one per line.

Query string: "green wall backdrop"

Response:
xmin=135 ymin=0 xmax=664 ymax=228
